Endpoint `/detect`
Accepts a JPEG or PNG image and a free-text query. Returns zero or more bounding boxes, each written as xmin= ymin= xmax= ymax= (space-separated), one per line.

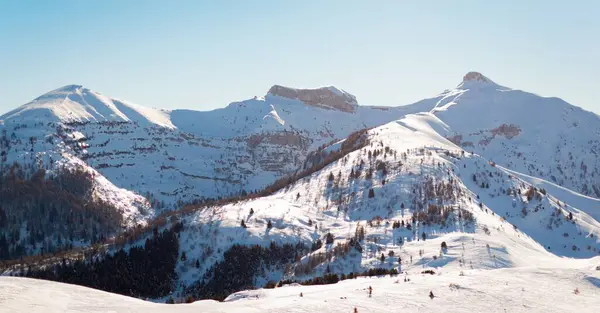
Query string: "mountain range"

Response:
xmin=1 ymin=72 xmax=599 ymax=309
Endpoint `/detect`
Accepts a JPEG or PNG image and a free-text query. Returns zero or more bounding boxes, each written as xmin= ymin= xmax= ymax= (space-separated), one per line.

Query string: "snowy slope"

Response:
xmin=421 ymin=72 xmax=600 ymax=198
xmin=0 ymin=84 xmax=429 ymax=211
xmin=0 ymin=85 xmax=174 ymax=128
xmin=3 ymin=113 xmax=600 ymax=310
xmin=3 ymin=266 xmax=600 ymax=313
xmin=156 ymin=113 xmax=600 ymax=303
xmin=2 ymin=73 xmax=600 ymax=304
xmin=2 ymin=72 xmax=597 ymax=211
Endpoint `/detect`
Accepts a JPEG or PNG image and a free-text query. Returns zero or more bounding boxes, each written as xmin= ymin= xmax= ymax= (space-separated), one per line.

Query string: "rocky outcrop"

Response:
xmin=458 ymin=71 xmax=501 ymax=89
xmin=446 ymin=134 xmax=474 ymax=148
xmin=246 ymin=132 xmax=310 ymax=149
xmin=491 ymin=124 xmax=521 ymax=139
xmin=462 ymin=71 xmax=493 ymax=84
xmin=244 ymin=132 xmax=311 ymax=173
xmin=268 ymin=85 xmax=358 ymax=113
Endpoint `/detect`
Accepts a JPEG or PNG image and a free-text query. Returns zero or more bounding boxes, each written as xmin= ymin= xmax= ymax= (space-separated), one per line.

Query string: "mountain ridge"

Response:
xmin=1 ymin=72 xmax=600 ymax=306
xmin=1 ymin=71 xmax=599 ymax=207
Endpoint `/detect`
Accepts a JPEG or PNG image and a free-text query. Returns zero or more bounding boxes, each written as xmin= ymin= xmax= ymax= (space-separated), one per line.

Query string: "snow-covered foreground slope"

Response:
xmin=3 ymin=266 xmax=600 ymax=313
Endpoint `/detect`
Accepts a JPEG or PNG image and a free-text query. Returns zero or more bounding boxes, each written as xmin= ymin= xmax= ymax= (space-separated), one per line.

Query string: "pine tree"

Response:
xmin=380 ymin=253 xmax=385 ymax=263
xmin=368 ymin=188 xmax=375 ymax=198
xmin=267 ymin=220 xmax=273 ymax=229
xmin=311 ymin=238 xmax=323 ymax=251
xmin=355 ymin=225 xmax=365 ymax=241
xmin=326 ymin=232 xmax=334 ymax=244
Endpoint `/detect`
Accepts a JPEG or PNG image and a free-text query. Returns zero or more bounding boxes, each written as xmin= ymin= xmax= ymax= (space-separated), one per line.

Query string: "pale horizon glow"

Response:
xmin=0 ymin=0 xmax=598 ymax=114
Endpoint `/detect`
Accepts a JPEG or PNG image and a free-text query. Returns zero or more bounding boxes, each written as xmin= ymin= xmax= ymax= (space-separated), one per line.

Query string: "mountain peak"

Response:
xmin=267 ymin=84 xmax=358 ymax=113
xmin=1 ymin=84 xmax=175 ymax=128
xmin=57 ymin=84 xmax=84 ymax=91
xmin=34 ymin=84 xmax=85 ymax=101
xmin=462 ymin=71 xmax=492 ymax=83
xmin=458 ymin=72 xmax=501 ymax=89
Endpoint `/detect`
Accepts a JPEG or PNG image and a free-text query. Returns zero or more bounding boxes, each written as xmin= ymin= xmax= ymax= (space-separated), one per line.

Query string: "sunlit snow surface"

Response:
xmin=2 ymin=266 xmax=600 ymax=313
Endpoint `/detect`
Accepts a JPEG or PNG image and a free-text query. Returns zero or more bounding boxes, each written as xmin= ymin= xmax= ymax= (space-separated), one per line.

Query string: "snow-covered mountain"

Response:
xmin=421 ymin=72 xmax=600 ymax=198
xmin=156 ymin=112 xmax=599 ymax=299
xmin=0 ymin=84 xmax=430 ymax=209
xmin=1 ymin=84 xmax=174 ymax=127
xmin=3 ymin=112 xmax=600 ymax=311
xmin=0 ymin=83 xmax=430 ymax=259
xmin=1 ymin=72 xmax=600 ymax=308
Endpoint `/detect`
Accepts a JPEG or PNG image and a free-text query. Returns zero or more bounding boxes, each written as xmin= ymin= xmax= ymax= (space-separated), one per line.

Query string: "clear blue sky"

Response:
xmin=1 ymin=0 xmax=598 ymax=113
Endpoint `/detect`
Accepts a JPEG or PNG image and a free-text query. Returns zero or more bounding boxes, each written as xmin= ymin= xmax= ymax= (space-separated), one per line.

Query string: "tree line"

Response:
xmin=23 ymin=223 xmax=181 ymax=299
xmin=0 ymin=163 xmax=123 ymax=261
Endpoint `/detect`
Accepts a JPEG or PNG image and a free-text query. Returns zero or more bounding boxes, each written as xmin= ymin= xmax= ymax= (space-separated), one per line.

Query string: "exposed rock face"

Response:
xmin=474 ymin=124 xmax=522 ymax=146
xmin=268 ymin=85 xmax=358 ymax=113
xmin=446 ymin=134 xmax=474 ymax=147
xmin=446 ymin=124 xmax=521 ymax=148
xmin=446 ymin=134 xmax=463 ymax=145
xmin=246 ymin=132 xmax=311 ymax=173
xmin=456 ymin=71 xmax=503 ymax=90
xmin=246 ymin=132 xmax=309 ymax=149
xmin=462 ymin=71 xmax=492 ymax=83
xmin=491 ymin=124 xmax=521 ymax=139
